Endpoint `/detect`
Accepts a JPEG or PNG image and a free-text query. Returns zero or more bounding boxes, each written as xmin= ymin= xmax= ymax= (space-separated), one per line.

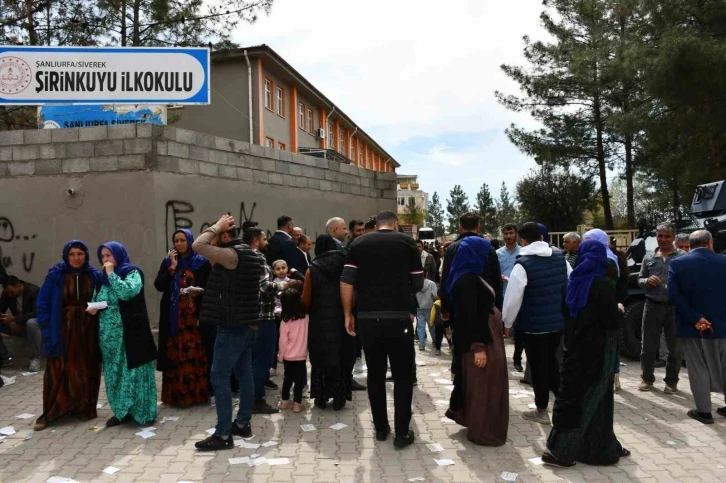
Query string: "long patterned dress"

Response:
xmin=37 ymin=273 xmax=101 ymax=426
xmin=161 ymin=268 xmax=210 ymax=406
xmin=96 ymin=270 xmax=157 ymax=424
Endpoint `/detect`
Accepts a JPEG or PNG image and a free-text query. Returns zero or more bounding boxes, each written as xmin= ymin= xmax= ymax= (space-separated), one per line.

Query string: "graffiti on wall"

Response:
xmin=165 ymin=200 xmax=264 ymax=243
xmin=0 ymin=217 xmax=37 ymax=274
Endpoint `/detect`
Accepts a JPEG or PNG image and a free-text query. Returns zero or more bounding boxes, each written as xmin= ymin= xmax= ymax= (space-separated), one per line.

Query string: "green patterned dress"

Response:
xmin=95 ymin=270 xmax=157 ymax=424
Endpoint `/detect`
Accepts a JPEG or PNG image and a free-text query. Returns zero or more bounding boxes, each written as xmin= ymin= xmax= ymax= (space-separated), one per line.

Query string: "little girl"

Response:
xmin=272 ymin=260 xmax=290 ymax=314
xmin=278 ymin=288 xmax=309 ymax=413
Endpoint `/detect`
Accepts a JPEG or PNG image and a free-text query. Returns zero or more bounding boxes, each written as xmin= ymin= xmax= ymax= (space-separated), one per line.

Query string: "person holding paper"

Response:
xmin=34 ymin=240 xmax=102 ymax=432
xmin=90 ymin=242 xmax=158 ymax=428
xmin=154 ymin=229 xmax=211 ymax=407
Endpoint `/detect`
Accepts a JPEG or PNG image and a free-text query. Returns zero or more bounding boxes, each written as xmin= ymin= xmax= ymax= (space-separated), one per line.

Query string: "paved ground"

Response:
xmin=2 ymin=337 xmax=726 ymax=483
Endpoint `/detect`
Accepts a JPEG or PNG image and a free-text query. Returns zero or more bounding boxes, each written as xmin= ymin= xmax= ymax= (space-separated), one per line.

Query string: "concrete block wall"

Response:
xmin=0 ymin=125 xmax=396 ymax=325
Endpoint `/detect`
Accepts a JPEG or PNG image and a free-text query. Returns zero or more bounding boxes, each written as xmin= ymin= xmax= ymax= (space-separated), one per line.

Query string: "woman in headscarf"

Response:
xmin=34 ymin=241 xmax=101 ymax=431
xmin=154 ymin=229 xmax=211 ymax=407
xmin=91 ymin=242 xmax=158 ymax=427
xmin=443 ymin=235 xmax=508 ymax=446
xmin=301 ymin=234 xmax=355 ymax=410
xmin=543 ymin=240 xmax=629 ymax=467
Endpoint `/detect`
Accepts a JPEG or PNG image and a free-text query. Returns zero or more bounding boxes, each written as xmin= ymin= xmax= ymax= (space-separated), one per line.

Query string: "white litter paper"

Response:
xmin=445 ymin=385 xmax=455 ymax=392
xmin=667 ymin=441 xmax=676 ymax=445
xmin=21 ymin=372 xmax=38 ymax=377
xmin=25 ymin=431 xmax=33 ymax=440
xmin=139 ymin=426 xmax=156 ymax=431
xmin=229 ymin=456 xmax=251 ymax=465
xmin=250 ymin=457 xmax=268 ymax=466
xmin=434 ymin=400 xmax=449 ymax=407
xmin=161 ymin=416 xmax=179 ymax=423
xmin=426 ymin=443 xmax=444 ymax=453
xmin=250 ymin=454 xmax=260 ymax=459
xmin=330 ymin=423 xmax=348 ymax=431
xmin=529 ymin=457 xmax=544 ymax=466
xmin=205 ymin=428 xmax=215 ymax=435
xmin=301 ymin=424 xmax=316 ymax=432
xmin=0 ymin=436 xmax=6 ymax=443
xmin=16 ymin=413 xmax=35 ymax=419
xmin=501 ymin=471 xmax=518 ymax=481
xmin=508 ymin=389 xmax=518 ymax=394
xmin=440 ymin=417 xmax=456 ymax=424
xmin=1 ymin=375 xmax=15 ymax=385
xmin=135 ymin=430 xmax=155 ymax=439
xmin=434 ymin=459 xmax=455 ymax=466
xmin=435 ymin=379 xmax=452 ymax=385
xmin=267 ymin=458 xmax=290 ymax=466
xmin=528 ymin=403 xmax=537 ymax=409
xmin=408 ymin=478 xmax=426 ymax=482
xmin=261 ymin=440 xmax=278 ymax=447
xmin=87 ymin=301 xmax=108 ymax=311
xmin=0 ymin=426 xmax=15 ymax=436
xmin=46 ymin=478 xmax=79 ymax=483
xmin=96 ymin=404 xmax=103 ymax=409
xmin=102 ymin=467 xmax=121 ymax=475
xmin=430 ymin=373 xmax=441 ymax=377
xmin=234 ymin=440 xmax=260 ymax=449
xmin=415 ymin=360 xmax=427 ymax=366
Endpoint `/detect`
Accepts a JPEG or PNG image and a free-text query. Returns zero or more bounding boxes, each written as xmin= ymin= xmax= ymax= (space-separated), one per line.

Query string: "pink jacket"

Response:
xmin=278 ymin=315 xmax=309 ymax=362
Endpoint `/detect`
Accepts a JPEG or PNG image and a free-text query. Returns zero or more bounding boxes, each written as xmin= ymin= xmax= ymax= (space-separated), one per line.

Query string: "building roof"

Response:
xmin=211 ymin=45 xmax=400 ymax=168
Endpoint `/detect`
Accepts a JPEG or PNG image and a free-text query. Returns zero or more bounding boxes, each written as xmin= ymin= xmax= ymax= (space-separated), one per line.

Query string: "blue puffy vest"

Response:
xmin=515 ymin=251 xmax=567 ymax=333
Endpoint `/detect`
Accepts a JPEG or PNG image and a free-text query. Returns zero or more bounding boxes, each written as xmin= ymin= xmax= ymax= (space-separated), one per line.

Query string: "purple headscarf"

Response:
xmin=566 ymin=240 xmax=607 ymax=318
xmin=97 ymin=241 xmax=139 ymax=285
xmin=166 ymin=229 xmax=207 ymax=336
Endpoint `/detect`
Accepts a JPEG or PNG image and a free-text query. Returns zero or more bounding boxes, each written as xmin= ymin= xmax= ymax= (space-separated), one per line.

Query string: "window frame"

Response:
xmin=328 ymin=122 xmax=334 ymax=148
xmin=279 ymin=142 xmax=286 ymax=151
xmin=275 ymin=85 xmax=285 ymax=117
xmin=298 ymin=102 xmax=305 ymax=130
xmin=264 ymin=78 xmax=273 ymax=111
xmin=307 ymin=108 xmax=313 ymax=133
xmin=340 ymin=130 xmax=346 ymax=155
xmin=265 ymin=137 xmax=275 ymax=148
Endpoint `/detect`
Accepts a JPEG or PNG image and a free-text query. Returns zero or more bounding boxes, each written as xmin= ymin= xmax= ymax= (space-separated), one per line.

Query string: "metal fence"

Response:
xmin=549 ymin=226 xmax=639 ymax=252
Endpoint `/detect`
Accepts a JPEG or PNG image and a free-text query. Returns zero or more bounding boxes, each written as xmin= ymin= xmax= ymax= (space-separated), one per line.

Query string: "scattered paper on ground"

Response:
xmin=102 ymin=467 xmax=121 ymax=475
xmin=513 ymin=394 xmax=531 ymax=399
xmin=250 ymin=454 xmax=260 ymax=459
xmin=96 ymin=404 xmax=103 ymax=409
xmin=25 ymin=432 xmax=33 ymax=440
xmin=430 ymin=373 xmax=441 ymax=377
xmin=46 ymin=478 xmax=79 ymax=483
xmin=229 ymin=457 xmax=251 ymax=465
xmin=15 ymin=413 xmax=34 ymax=419
xmin=0 ymin=375 xmax=15 ymax=385
xmin=440 ymin=417 xmax=456 ymax=424
xmin=161 ymin=416 xmax=179 ymax=423
xmin=434 ymin=400 xmax=448 ymax=407
xmin=435 ymin=379 xmax=452 ymax=385
xmin=445 ymin=385 xmax=455 ymax=391
xmin=234 ymin=440 xmax=260 ymax=450
xmin=140 ymin=426 xmax=156 ymax=431
xmin=501 ymin=471 xmax=518 ymax=481
xmin=267 ymin=458 xmax=290 ymax=466
xmin=205 ymin=428 xmax=215 ymax=435
xmin=330 ymin=423 xmax=347 ymax=431
xmin=261 ymin=440 xmax=278 ymax=447
xmin=21 ymin=372 xmax=38 ymax=377
xmin=416 ymin=360 xmax=427 ymax=366
xmin=0 ymin=427 xmax=16 ymax=436
xmin=426 ymin=443 xmax=444 ymax=452
xmin=434 ymin=459 xmax=455 ymax=466
xmin=508 ymin=389 xmax=518 ymax=395
xmin=301 ymin=424 xmax=316 ymax=432
xmin=135 ymin=430 xmax=155 ymax=439
xmin=408 ymin=478 xmax=426 ymax=482
xmin=250 ymin=457 xmax=268 ymax=466
xmin=529 ymin=457 xmax=544 ymax=465
xmin=528 ymin=403 xmax=537 ymax=409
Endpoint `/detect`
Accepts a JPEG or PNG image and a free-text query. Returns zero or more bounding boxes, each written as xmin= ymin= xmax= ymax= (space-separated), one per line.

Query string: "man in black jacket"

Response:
xmin=265 ymin=215 xmax=297 ymax=267
xmin=193 ymin=215 xmax=267 ymax=451
xmin=0 ymin=275 xmax=42 ymax=370
xmin=341 ymin=210 xmax=424 ymax=449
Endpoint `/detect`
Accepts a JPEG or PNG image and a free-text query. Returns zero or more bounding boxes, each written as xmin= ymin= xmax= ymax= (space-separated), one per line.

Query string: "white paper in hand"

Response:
xmin=86 ymin=301 xmax=108 ymax=311
xmin=434 ymin=459 xmax=455 ymax=466
xmin=102 ymin=467 xmax=121 ymax=475
xmin=426 ymin=443 xmax=444 ymax=453
xmin=501 ymin=471 xmax=518 ymax=481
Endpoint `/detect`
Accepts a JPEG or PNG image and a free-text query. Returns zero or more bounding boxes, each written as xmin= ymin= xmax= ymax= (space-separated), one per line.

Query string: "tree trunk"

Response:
xmin=132 ymin=0 xmax=140 ymax=46
xmin=593 ymin=94 xmax=614 ymax=230
xmin=121 ymin=0 xmax=127 ymax=46
xmin=25 ymin=0 xmax=37 ymax=45
xmin=624 ymin=134 xmax=635 ymax=228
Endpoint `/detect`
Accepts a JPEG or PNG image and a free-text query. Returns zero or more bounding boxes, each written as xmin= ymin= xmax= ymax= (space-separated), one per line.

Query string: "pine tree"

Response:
xmin=496 ymin=182 xmax=519 ymax=234
xmin=446 ymin=185 xmax=470 ymax=234
xmin=475 ymin=183 xmax=497 ymax=235
xmin=426 ymin=192 xmax=446 ymax=238
xmin=404 ymin=197 xmax=424 ymax=227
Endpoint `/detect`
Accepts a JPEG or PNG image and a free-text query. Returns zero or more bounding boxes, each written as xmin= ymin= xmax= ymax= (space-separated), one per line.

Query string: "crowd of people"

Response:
xmin=0 ymin=209 xmax=725 ymax=469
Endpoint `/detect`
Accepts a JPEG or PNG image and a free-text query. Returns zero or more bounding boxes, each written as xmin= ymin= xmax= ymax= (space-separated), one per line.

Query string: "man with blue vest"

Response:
xmin=503 ymin=222 xmax=572 ymax=425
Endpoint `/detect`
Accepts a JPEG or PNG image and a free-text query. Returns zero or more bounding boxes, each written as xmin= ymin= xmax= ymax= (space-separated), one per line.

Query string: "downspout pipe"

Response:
xmin=243 ymin=50 xmax=254 ymax=144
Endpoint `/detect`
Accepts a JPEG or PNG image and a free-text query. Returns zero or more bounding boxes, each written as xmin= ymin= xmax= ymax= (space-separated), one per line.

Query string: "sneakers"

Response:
xmin=542 ymin=452 xmax=575 ymax=468
xmin=615 ymin=374 xmax=622 ymax=392
xmin=638 ymin=381 xmax=653 ymax=392
xmin=28 ymin=358 xmax=41 ymax=372
xmin=279 ymin=400 xmax=294 ymax=410
xmin=393 ymin=429 xmax=415 ymax=449
xmin=522 ymin=409 xmax=551 ymax=425
xmin=106 ymin=416 xmax=122 ymax=427
xmin=354 ymin=357 xmax=365 ymax=374
xmin=231 ymin=419 xmax=253 ymax=438
xmin=195 ymin=434 xmax=234 ymax=451
xmin=252 ymin=400 xmax=279 ymax=414
xmin=419 ymin=345 xmax=426 ymax=351
xmin=664 ymin=384 xmax=678 ymax=394
xmin=375 ymin=425 xmax=391 ymax=442
xmin=293 ymin=402 xmax=305 ymax=413
xmin=687 ymin=409 xmax=714 ymax=425
xmin=435 ymin=349 xmax=441 ymax=356
xmin=265 ymin=379 xmax=279 ymax=390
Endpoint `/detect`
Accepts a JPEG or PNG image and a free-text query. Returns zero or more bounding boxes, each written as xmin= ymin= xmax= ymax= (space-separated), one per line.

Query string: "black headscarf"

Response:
xmin=314 ymin=234 xmax=338 ymax=257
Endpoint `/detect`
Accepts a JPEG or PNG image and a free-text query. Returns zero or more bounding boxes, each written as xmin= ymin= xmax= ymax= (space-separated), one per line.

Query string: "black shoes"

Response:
xmin=314 ymin=397 xmax=327 ymax=409
xmin=393 ymin=429 xmax=415 ymax=449
xmin=520 ymin=378 xmax=531 ymax=385
xmin=231 ymin=419 xmax=253 ymax=438
xmin=542 ymin=452 xmax=575 ymax=468
xmin=444 ymin=409 xmax=456 ymax=421
xmin=265 ymin=379 xmax=279 ymax=390
xmin=195 ymin=434 xmax=234 ymax=451
xmin=513 ymin=362 xmax=524 ymax=372
xmin=375 ymin=425 xmax=391 ymax=442
xmin=252 ymin=400 xmax=279 ymax=414
xmin=351 ymin=380 xmax=367 ymax=391
xmin=717 ymin=407 xmax=726 ymax=417
xmin=688 ymin=409 xmax=714 ymax=425
xmin=333 ymin=399 xmax=346 ymax=411
xmin=654 ymin=359 xmax=667 ymax=368
xmin=0 ymin=358 xmax=12 ymax=368
xmin=106 ymin=416 xmax=122 ymax=427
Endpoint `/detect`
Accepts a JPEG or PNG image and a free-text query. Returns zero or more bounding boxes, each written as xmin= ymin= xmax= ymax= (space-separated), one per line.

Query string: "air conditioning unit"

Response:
xmin=315 ymin=128 xmax=325 ymax=140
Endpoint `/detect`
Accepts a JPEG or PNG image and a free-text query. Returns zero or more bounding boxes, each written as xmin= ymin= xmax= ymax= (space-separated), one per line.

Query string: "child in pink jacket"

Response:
xmin=278 ymin=288 xmax=309 ymax=413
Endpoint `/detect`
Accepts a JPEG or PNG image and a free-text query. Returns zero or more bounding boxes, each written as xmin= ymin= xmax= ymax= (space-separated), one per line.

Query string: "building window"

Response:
xmin=265 ymin=137 xmax=274 ymax=148
xmin=279 ymin=142 xmax=286 ymax=151
xmin=358 ymin=151 xmax=363 ymax=166
xmin=307 ymin=108 xmax=313 ymax=133
xmin=264 ymin=79 xmax=272 ymax=111
xmin=340 ymin=131 xmax=346 ymax=154
xmin=367 ymin=151 xmax=371 ymax=169
xmin=275 ymin=86 xmax=285 ymax=117
xmin=398 ymin=197 xmax=406 ymax=206
xmin=298 ymin=103 xmax=305 ymax=129
xmin=350 ymin=144 xmax=355 ymax=160
xmin=328 ymin=123 xmax=334 ymax=147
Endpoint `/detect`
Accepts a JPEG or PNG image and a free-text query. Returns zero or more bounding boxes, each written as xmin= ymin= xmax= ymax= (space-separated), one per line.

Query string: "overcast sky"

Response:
xmin=234 ymin=0 xmax=546 ymax=205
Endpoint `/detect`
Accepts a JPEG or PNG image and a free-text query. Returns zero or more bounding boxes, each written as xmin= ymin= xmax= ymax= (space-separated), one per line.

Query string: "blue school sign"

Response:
xmin=38 ymin=104 xmax=167 ymax=129
xmin=0 ymin=46 xmax=210 ymax=105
